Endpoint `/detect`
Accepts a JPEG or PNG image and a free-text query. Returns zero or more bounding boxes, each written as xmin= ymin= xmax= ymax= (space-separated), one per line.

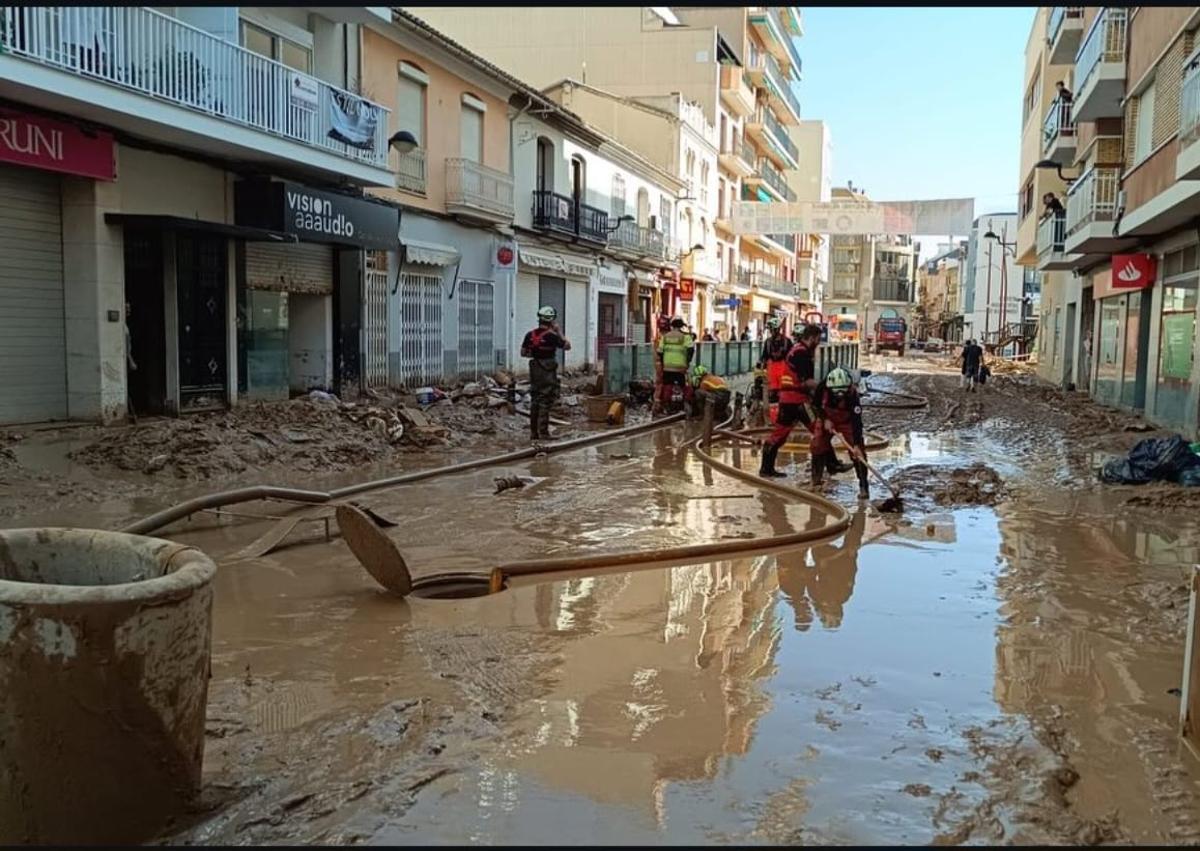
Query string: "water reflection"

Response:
xmin=776 ymin=507 xmax=865 ymax=632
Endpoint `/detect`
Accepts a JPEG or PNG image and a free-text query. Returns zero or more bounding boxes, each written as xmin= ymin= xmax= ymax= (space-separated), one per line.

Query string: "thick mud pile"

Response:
xmin=891 ymin=463 xmax=1008 ymax=507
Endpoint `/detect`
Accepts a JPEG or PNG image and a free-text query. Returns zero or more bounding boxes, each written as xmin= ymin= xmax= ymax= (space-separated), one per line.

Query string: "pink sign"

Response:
xmin=0 ymin=108 xmax=115 ymax=180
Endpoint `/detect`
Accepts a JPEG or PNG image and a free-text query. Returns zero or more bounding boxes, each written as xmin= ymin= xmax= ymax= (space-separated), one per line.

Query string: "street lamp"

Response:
xmin=983 ymin=225 xmax=1024 ymax=353
xmin=604 ymin=214 xmax=635 ymax=233
xmin=388 ymin=130 xmax=418 ymax=154
xmin=1034 ymin=158 xmax=1079 ymax=185
xmin=678 ymin=243 xmax=705 ymax=259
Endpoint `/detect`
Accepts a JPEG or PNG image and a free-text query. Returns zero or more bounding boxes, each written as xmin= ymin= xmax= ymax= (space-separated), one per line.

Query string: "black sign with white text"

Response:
xmin=235 ymin=180 xmax=399 ymax=249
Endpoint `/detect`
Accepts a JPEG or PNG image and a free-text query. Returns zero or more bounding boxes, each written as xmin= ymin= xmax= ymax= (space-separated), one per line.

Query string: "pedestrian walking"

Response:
xmin=520 ymin=306 xmax=571 ymax=441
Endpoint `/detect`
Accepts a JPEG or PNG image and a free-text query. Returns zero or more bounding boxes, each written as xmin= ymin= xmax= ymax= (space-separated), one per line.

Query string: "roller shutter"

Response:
xmin=0 ymin=164 xmax=66 ymax=423
xmin=244 ymin=242 xmax=333 ymax=294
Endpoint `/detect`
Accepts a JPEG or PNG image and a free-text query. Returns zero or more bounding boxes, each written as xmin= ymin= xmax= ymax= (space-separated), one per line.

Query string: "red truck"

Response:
xmin=873 ymin=316 xmax=907 ymax=356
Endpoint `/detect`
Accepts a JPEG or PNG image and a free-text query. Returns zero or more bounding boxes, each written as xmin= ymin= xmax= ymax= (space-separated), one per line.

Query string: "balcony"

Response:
xmin=1073 ymin=7 xmax=1127 ymax=122
xmin=872 ymin=277 xmax=911 ymax=303
xmin=751 ymin=269 xmax=796 ymax=301
xmin=1047 ymin=7 xmax=1084 ymax=66
xmin=1064 ymin=166 xmax=1132 ymax=255
xmin=532 ymin=190 xmax=608 ymax=245
xmin=1036 ymin=214 xmax=1077 ymax=270
xmin=610 ymin=219 xmax=666 ymax=260
xmin=1177 ymin=56 xmax=1200 ymax=180
xmin=746 ymin=107 xmax=799 ymax=169
xmin=746 ymin=158 xmax=796 ymax=202
xmin=719 ymin=64 xmax=755 ymax=118
xmin=754 ymin=232 xmax=796 ymax=257
xmin=734 ymin=267 xmax=755 ymax=291
xmin=718 ymin=138 xmax=756 ymax=179
xmin=396 ymin=149 xmax=426 ymax=195
xmin=749 ymin=7 xmax=803 ymax=78
xmin=445 ymin=158 xmax=514 ymax=224
xmin=681 ymin=250 xmax=722 ymax=282
xmin=1042 ymin=97 xmax=1076 ymax=164
xmin=0 ymin=5 xmax=393 ymax=186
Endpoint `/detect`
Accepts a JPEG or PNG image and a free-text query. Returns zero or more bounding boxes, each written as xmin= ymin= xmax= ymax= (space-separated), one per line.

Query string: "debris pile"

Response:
xmin=891 ymin=463 xmax=1008 ymax=507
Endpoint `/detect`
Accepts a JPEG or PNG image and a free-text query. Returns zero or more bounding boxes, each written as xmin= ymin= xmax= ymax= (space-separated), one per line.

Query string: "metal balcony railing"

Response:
xmin=831 ymin=276 xmax=858 ymax=299
xmin=765 ymin=233 xmax=797 ymax=252
xmin=1181 ymin=57 xmax=1200 ymax=148
xmin=873 ymin=277 xmax=911 ymax=303
xmin=396 ymin=149 xmax=426 ymax=194
xmin=445 ymin=158 xmax=514 ymax=219
xmin=1037 ymin=214 xmax=1066 ymax=257
xmin=1076 ymin=7 xmax=1127 ymax=95
xmin=760 ymin=53 xmax=802 ymax=121
xmin=735 ymin=267 xmax=755 ymax=289
xmin=611 ymin=219 xmax=666 ymax=258
xmin=759 ymin=108 xmax=798 ymax=162
xmin=0 ymin=5 xmax=391 ymax=167
xmin=1047 ymin=7 xmax=1082 ymax=46
xmin=1065 ymin=166 xmax=1120 ymax=235
xmin=738 ymin=138 xmax=757 ymax=169
xmin=532 ymin=190 xmax=609 ymax=243
xmin=758 ymin=159 xmax=796 ymax=201
xmin=752 ymin=270 xmax=795 ymax=298
xmin=1042 ymin=96 xmax=1074 ymax=152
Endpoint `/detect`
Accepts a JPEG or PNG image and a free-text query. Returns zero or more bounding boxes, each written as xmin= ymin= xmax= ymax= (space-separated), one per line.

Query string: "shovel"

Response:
xmin=848 ymin=446 xmax=904 ymax=513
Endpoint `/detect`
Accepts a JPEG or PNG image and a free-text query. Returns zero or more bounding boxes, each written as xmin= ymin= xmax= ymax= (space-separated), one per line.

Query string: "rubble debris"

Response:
xmin=1098 ymin=434 xmax=1200 ymax=486
xmin=890 ymin=463 xmax=1008 ymax=507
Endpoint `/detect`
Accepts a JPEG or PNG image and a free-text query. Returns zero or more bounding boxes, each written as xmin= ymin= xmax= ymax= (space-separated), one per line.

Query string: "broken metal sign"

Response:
xmin=731 ymin=198 xmax=975 ymax=236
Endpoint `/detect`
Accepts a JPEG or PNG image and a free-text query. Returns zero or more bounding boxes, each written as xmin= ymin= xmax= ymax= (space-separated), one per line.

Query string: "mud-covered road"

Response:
xmin=6 ymin=355 xmax=1200 ymax=845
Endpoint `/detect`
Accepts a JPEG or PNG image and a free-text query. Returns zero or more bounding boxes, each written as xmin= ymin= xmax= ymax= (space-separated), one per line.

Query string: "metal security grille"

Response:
xmin=457 ymin=280 xmax=495 ymax=378
xmin=364 ymin=251 xmax=389 ymax=388
xmin=397 ymin=270 xmax=443 ymax=386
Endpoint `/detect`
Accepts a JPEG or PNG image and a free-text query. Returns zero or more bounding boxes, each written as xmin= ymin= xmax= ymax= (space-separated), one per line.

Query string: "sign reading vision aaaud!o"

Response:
xmin=234 ymin=179 xmax=400 ymax=250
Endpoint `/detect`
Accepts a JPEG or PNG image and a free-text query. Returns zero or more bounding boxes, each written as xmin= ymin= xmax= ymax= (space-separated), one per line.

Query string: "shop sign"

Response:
xmin=288 ymin=73 xmax=320 ymax=110
xmin=717 ymin=297 xmax=741 ymax=308
xmin=679 ymin=277 xmax=696 ymax=302
xmin=235 ymin=179 xmax=400 ymax=249
xmin=0 ymin=108 xmax=115 ymax=180
xmin=1112 ymin=253 xmax=1156 ymax=289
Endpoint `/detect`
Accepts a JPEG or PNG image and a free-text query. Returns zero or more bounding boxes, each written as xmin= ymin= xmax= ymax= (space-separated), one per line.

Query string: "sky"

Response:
xmin=798 ymin=6 xmax=1034 ymax=256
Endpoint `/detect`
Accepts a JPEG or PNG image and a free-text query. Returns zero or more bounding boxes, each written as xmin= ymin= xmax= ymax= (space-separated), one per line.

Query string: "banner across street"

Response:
xmin=731 ymin=198 xmax=976 ymax=236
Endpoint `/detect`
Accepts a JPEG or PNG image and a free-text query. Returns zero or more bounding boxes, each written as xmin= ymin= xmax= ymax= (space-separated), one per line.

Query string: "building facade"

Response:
xmin=0 ymin=5 xmax=396 ymax=424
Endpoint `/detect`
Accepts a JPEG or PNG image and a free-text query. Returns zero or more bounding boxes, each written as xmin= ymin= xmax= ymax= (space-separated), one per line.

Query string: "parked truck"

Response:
xmin=830 ymin=314 xmax=860 ymax=344
xmin=873 ymin=316 xmax=907 ymax=356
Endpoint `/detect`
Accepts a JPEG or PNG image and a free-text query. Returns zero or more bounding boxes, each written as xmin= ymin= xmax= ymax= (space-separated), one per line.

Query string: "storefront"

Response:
xmin=515 ymin=241 xmax=595 ymax=371
xmin=594 ymin=263 xmax=627 ymax=367
xmin=1149 ymin=243 xmax=1199 ymax=431
xmin=627 ymin=270 xmax=659 ymax=344
xmin=1091 ymin=260 xmax=1152 ymax=411
xmin=0 ymin=107 xmax=115 ymax=423
xmin=234 ymin=178 xmax=400 ymax=399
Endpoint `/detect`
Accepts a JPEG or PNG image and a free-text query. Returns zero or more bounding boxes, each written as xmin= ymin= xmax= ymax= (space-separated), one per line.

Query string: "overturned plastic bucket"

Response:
xmin=0 ymin=528 xmax=217 ymax=845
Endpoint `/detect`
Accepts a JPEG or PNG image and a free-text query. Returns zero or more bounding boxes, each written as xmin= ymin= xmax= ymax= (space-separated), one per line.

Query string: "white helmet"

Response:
xmin=537 ymin=305 xmax=557 ymax=322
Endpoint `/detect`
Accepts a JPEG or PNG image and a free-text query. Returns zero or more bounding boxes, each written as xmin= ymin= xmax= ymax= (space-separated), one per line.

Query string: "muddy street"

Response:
xmin=7 ymin=357 xmax=1200 ymax=845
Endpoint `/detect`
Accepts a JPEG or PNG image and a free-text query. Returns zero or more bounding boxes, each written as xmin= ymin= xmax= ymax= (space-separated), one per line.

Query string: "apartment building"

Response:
xmin=1019 ymin=7 xmax=1083 ymax=387
xmin=825 ymin=187 xmax=918 ymax=342
xmin=404 ymin=5 xmax=807 ymax=338
xmin=917 ymin=243 xmax=968 ymax=343
xmin=960 ymin=214 xmax=1024 ymax=346
xmin=540 ymin=81 xmax=723 ymax=335
xmin=791 ymin=119 xmax=833 ymax=313
xmin=0 ymin=5 xmax=398 ymax=423
xmin=1024 ymin=6 xmax=1200 ymax=436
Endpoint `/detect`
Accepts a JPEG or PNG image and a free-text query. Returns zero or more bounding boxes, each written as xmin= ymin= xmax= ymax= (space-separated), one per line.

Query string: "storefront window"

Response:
xmin=239 ymin=289 xmax=289 ymax=401
xmin=1154 ymin=280 xmax=1198 ymax=428
xmin=1095 ymin=296 xmax=1123 ymax=406
xmin=1120 ymin=290 xmax=1143 ymax=409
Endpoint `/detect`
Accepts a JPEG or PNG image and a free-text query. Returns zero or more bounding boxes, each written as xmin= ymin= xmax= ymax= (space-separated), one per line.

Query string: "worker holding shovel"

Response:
xmin=812 ymin=367 xmax=870 ymax=499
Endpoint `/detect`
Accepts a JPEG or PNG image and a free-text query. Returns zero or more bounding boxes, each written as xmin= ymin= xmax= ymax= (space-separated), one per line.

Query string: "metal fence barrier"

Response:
xmin=603 ymin=341 xmax=858 ymax=395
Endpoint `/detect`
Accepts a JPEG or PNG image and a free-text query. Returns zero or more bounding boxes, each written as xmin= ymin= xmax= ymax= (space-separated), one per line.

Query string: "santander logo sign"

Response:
xmin=1112 ymin=253 xmax=1156 ymax=289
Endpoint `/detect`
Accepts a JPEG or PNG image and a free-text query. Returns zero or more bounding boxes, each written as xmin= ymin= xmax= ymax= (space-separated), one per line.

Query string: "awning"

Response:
xmin=104 ymin=214 xmax=296 ymax=243
xmin=518 ymin=243 xmax=594 ymax=279
xmin=404 ymin=238 xmax=460 ymax=267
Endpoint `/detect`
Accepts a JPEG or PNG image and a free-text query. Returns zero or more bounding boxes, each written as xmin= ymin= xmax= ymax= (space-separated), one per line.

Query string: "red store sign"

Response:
xmin=0 ymin=109 xmax=115 ymax=181
xmin=1112 ymin=253 xmax=1157 ymax=289
xmin=678 ymin=277 xmax=696 ymax=302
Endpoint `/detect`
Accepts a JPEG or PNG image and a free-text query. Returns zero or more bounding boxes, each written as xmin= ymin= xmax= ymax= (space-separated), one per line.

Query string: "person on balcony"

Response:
xmin=1056 ymin=81 xmax=1073 ymax=104
xmin=1043 ymin=192 xmax=1066 ymax=219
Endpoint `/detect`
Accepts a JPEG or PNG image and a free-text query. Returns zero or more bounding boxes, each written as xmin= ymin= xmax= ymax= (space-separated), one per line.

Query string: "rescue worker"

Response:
xmin=655 ymin=317 xmax=694 ymax=413
xmin=687 ymin=364 xmax=731 ymax=419
xmin=812 ymin=366 xmax=870 ymax=498
xmin=756 ymin=316 xmax=790 ymax=404
xmin=759 ymin=323 xmax=823 ymax=479
xmin=520 ymin=306 xmax=572 ymax=441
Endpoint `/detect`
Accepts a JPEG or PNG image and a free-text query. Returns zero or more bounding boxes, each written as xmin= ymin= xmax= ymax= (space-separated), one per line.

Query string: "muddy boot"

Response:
xmin=857 ymin=479 xmax=870 ymax=500
xmin=758 ymin=444 xmax=786 ymax=478
xmin=825 ymin=450 xmax=853 ymax=475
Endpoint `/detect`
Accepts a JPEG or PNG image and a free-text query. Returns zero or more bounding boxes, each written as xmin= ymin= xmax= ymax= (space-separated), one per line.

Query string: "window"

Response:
xmin=571 ymin=155 xmax=586 ymax=203
xmin=536 ymin=137 xmax=554 ymax=192
xmin=460 ymin=94 xmax=484 ymax=162
xmin=1020 ymin=179 xmax=1034 ymax=220
xmin=636 ymin=187 xmax=650 ymax=226
xmin=660 ymin=197 xmax=672 ymax=239
xmin=398 ymin=63 xmax=428 ymax=147
xmin=241 ymin=20 xmax=311 ymax=73
xmin=1022 ymin=67 xmax=1041 ymax=125
xmin=1134 ymin=79 xmax=1157 ymax=163
xmin=611 ymin=174 xmax=627 ymax=217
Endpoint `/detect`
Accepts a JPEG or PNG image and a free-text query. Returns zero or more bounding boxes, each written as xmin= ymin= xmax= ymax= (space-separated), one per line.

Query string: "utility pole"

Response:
xmin=983 ymin=229 xmax=994 ymax=344
xmin=998 ymin=220 xmax=1009 ymax=350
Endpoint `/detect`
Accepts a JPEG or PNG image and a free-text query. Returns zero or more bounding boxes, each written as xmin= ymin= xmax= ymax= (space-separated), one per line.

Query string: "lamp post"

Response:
xmin=983 ymin=224 xmax=1018 ymax=353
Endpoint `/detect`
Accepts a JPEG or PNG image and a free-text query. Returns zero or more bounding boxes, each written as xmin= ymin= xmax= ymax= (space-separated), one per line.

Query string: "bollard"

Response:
xmin=732 ymin=391 xmax=745 ymax=432
xmin=701 ymin=397 xmax=715 ymax=449
xmin=0 ymin=529 xmax=216 ymax=845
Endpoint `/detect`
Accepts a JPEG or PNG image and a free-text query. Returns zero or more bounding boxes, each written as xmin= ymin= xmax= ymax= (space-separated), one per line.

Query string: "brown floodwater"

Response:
xmin=10 ymin=416 xmax=1200 ymax=844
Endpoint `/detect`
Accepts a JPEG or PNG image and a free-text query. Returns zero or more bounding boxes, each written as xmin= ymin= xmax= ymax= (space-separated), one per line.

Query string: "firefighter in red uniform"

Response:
xmin=759 ymin=323 xmax=824 ymax=480
xmin=756 ymin=316 xmax=790 ymax=404
xmin=812 ymin=367 xmax=870 ymax=498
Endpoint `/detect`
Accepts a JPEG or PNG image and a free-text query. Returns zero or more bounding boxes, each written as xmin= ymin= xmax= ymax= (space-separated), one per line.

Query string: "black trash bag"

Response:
xmin=1099 ymin=434 xmax=1200 ymax=485
xmin=1178 ymin=466 xmax=1200 ymax=488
